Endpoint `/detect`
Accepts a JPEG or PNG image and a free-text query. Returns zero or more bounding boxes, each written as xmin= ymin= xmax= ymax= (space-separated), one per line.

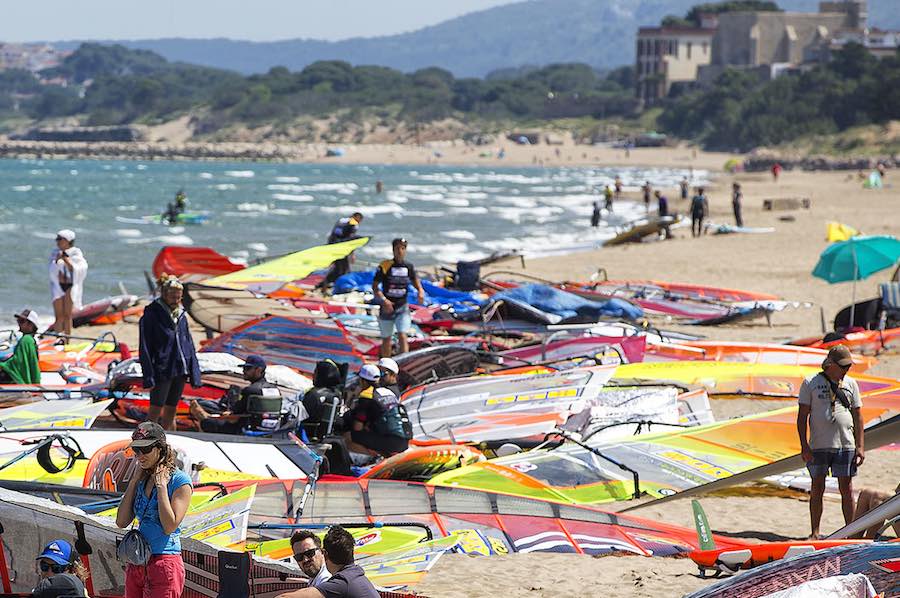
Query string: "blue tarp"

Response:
xmin=490 ymin=284 xmax=643 ymax=323
xmin=333 ymin=271 xmax=484 ymax=313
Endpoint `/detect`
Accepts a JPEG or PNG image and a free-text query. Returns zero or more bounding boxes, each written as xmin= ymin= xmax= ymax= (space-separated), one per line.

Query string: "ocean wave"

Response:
xmin=275 ymin=176 xmax=301 ymax=183
xmin=115 ymin=229 xmax=142 ymax=238
xmin=199 ymin=172 xmax=214 ymax=179
xmin=214 ymin=184 xmax=237 ymax=191
xmin=441 ymin=230 xmax=476 ymax=240
xmin=224 ymin=170 xmax=255 ymax=178
xmin=271 ymin=193 xmax=314 ymax=202
xmin=236 ymin=203 xmax=270 ymax=212
xmin=247 ymin=242 xmax=269 ymax=253
xmin=12 ymin=185 xmax=31 ymax=192
xmin=320 ymin=204 xmax=401 ymax=216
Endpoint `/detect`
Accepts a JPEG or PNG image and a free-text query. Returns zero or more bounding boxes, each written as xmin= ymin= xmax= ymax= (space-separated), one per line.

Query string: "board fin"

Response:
xmin=692 ymin=499 xmax=716 ymax=551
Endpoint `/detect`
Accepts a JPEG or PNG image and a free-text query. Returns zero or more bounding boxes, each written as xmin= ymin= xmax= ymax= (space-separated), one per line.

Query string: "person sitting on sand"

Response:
xmin=190 ymin=354 xmax=279 ymax=434
xmin=852 ymin=482 xmax=900 ymax=539
xmin=0 ymin=309 xmax=41 ymax=385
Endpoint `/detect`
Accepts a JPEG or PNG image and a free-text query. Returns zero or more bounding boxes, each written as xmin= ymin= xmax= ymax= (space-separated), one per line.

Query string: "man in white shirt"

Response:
xmin=797 ymin=344 xmax=865 ymax=539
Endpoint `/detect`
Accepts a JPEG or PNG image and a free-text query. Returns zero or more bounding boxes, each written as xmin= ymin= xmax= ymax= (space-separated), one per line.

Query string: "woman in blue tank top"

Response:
xmin=115 ymin=422 xmax=193 ymax=598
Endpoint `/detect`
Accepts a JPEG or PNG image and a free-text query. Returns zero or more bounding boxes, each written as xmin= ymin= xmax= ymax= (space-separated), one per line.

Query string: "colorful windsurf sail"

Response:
xmin=429 ymin=389 xmax=900 ymax=506
xmin=200 ymin=315 xmax=366 ymax=376
xmin=613 ymin=361 xmax=900 ymax=398
xmin=401 ymin=366 xmax=617 ymax=444
xmin=0 ymin=399 xmax=113 ymax=431
xmin=201 ymin=237 xmax=369 ymax=294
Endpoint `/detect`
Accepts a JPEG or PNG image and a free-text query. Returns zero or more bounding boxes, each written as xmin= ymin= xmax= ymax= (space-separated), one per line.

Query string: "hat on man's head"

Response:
xmin=56 ymin=229 xmax=76 ymax=242
xmin=36 ymin=539 xmax=73 ymax=566
xmin=242 ymin=355 xmax=266 ymax=369
xmin=392 ymin=237 xmax=408 ymax=248
xmin=14 ymin=308 xmax=40 ymax=328
xmin=131 ymin=421 xmax=166 ymax=448
xmin=377 ymin=357 xmax=399 ymax=375
xmin=824 ymin=344 xmax=853 ymax=368
xmin=359 ymin=364 xmax=381 ymax=382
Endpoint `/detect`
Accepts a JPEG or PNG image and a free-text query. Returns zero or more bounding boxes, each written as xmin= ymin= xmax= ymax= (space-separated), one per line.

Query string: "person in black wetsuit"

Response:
xmin=300 ymin=359 xmax=344 ymax=440
xmin=732 ymin=182 xmax=744 ymax=227
xmin=373 ymin=238 xmax=424 ymax=358
xmin=690 ymin=187 xmax=709 ymax=238
xmin=655 ymin=190 xmax=672 ymax=239
xmin=189 ymin=354 xmax=280 ymax=434
xmin=317 ymin=212 xmax=364 ymax=290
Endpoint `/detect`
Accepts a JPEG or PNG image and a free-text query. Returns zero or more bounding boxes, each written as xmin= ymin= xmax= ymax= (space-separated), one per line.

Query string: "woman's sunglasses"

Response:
xmin=132 ymin=444 xmax=158 ymax=455
xmin=293 ymin=548 xmax=318 ymax=562
xmin=39 ymin=562 xmax=67 ymax=573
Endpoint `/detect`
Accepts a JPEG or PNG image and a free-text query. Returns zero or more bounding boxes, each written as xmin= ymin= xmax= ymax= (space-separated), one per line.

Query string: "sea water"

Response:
xmin=0 ymin=158 xmax=708 ymax=319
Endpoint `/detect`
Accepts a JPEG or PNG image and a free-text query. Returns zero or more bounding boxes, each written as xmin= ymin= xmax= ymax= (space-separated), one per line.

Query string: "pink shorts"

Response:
xmin=125 ymin=554 xmax=185 ymax=598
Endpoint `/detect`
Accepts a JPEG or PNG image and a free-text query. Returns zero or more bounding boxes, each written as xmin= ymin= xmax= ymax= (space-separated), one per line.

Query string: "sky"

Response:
xmin=2 ymin=0 xmax=520 ymax=43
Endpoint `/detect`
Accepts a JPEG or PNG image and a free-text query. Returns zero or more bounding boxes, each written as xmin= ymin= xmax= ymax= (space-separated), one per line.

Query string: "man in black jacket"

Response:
xmin=138 ymin=277 xmax=201 ymax=430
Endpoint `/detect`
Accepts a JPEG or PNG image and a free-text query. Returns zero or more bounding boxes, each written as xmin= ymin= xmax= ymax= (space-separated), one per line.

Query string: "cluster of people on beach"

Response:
xmin=591 ymin=175 xmax=751 ymax=239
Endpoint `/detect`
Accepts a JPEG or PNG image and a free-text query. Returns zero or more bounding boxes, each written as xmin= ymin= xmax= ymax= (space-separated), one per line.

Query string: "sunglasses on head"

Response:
xmin=132 ymin=444 xmax=158 ymax=455
xmin=39 ymin=561 xmax=67 ymax=573
xmin=293 ymin=548 xmax=318 ymax=562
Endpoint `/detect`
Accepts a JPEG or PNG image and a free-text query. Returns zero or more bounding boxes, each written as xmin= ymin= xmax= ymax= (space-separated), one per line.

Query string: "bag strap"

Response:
xmin=132 ymin=480 xmax=156 ymax=530
xmin=827 ymin=378 xmax=852 ymax=411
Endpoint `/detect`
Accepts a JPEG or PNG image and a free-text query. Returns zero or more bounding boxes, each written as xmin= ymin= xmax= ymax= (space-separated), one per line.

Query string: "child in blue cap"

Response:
xmin=33 ymin=539 xmax=88 ymax=597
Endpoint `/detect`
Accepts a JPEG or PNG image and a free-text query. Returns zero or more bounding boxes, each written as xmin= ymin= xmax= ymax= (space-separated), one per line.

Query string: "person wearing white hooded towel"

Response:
xmin=49 ymin=229 xmax=88 ymax=337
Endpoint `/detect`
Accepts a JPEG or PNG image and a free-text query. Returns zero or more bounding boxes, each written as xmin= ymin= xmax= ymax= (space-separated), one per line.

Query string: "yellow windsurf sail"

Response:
xmin=827 ymin=222 xmax=859 ymax=242
xmin=203 ymin=237 xmax=370 ymax=293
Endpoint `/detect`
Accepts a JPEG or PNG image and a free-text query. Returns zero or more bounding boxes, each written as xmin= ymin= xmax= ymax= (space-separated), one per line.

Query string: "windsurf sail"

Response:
xmin=0 ymin=399 xmax=113 ymax=431
xmin=152 ymin=246 xmax=244 ymax=282
xmin=428 ymin=389 xmax=900 ymax=506
xmin=401 ymin=366 xmax=618 ymax=443
xmin=613 ymin=361 xmax=900 ymax=398
xmin=200 ymin=315 xmax=366 ymax=376
xmin=201 ymin=237 xmax=370 ymax=294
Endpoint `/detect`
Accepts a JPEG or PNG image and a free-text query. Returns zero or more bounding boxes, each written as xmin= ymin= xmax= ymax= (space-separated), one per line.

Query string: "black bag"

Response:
xmin=216 ymin=550 xmax=252 ymax=598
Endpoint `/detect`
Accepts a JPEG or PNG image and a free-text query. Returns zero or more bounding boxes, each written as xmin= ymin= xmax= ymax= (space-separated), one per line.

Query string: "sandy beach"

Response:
xmin=78 ymin=147 xmax=899 ymax=597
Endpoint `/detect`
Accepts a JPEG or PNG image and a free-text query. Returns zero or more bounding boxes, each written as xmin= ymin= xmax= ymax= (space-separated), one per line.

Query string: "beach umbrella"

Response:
xmin=812 ymin=235 xmax=900 ymax=327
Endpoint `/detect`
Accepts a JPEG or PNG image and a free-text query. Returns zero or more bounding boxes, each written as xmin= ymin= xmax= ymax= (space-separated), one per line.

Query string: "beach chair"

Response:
xmin=879 ymin=282 xmax=900 ymax=329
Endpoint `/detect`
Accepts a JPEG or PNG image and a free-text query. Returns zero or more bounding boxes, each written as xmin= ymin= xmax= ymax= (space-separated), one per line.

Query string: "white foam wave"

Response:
xmin=12 ymin=185 xmax=31 ymax=192
xmin=199 ymin=172 xmax=214 ymax=179
xmin=275 ymin=176 xmax=301 ymax=183
xmin=215 ymin=184 xmax=237 ymax=191
xmin=271 ymin=193 xmax=314 ymax=202
xmin=224 ymin=170 xmax=255 ymax=178
xmin=237 ymin=203 xmax=270 ymax=212
xmin=116 ymin=205 xmax=138 ymax=211
xmin=247 ymin=242 xmax=269 ymax=253
xmin=115 ymin=229 xmax=142 ymax=238
xmin=320 ymin=204 xmax=401 ymax=216
xmin=442 ymin=230 xmax=476 ymax=240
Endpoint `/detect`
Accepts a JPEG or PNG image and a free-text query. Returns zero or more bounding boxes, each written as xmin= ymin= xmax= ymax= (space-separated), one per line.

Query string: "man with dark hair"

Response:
xmin=189 ymin=354 xmax=280 ymax=434
xmin=690 ymin=187 xmax=708 ymax=238
xmin=277 ymin=526 xmax=378 ymax=598
xmin=290 ymin=530 xmax=331 ymax=588
xmin=373 ymin=238 xmax=424 ymax=358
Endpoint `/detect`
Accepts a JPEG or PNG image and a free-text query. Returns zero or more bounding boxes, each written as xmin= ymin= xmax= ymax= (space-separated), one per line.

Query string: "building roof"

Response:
xmin=638 ymin=27 xmax=716 ymax=37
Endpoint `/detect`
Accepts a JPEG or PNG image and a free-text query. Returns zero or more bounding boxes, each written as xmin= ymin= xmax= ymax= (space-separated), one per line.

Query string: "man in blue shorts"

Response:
xmin=797 ymin=344 xmax=864 ymax=539
xmin=373 ymin=238 xmax=424 ymax=358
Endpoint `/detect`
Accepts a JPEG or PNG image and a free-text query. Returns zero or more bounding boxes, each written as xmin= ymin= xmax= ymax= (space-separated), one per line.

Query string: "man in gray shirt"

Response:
xmin=797 ymin=344 xmax=864 ymax=539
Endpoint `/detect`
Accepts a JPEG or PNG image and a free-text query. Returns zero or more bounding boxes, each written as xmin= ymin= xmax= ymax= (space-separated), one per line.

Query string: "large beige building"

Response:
xmin=635 ymin=25 xmax=716 ymax=105
xmin=700 ymin=1 xmax=867 ymax=81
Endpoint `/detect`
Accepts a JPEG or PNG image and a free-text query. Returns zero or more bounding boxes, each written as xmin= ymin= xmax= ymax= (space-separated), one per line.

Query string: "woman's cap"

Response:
xmin=14 ymin=308 xmax=40 ymax=328
xmin=36 ymin=540 xmax=73 ymax=566
xmin=56 ymin=229 xmax=76 ymax=242
xmin=131 ymin=421 xmax=166 ymax=448
xmin=358 ymin=364 xmax=381 ymax=382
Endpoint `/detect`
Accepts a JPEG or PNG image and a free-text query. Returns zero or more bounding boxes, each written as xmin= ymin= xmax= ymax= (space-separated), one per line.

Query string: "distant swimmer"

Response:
xmin=375 ymin=181 xmax=383 ymax=194
xmin=614 ymin=175 xmax=623 ymax=198
xmin=591 ymin=197 xmax=602 ymax=227
xmin=316 ymin=212 xmax=364 ymax=290
xmin=680 ymin=177 xmax=689 ymax=200
xmin=642 ymin=181 xmax=652 ymax=212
